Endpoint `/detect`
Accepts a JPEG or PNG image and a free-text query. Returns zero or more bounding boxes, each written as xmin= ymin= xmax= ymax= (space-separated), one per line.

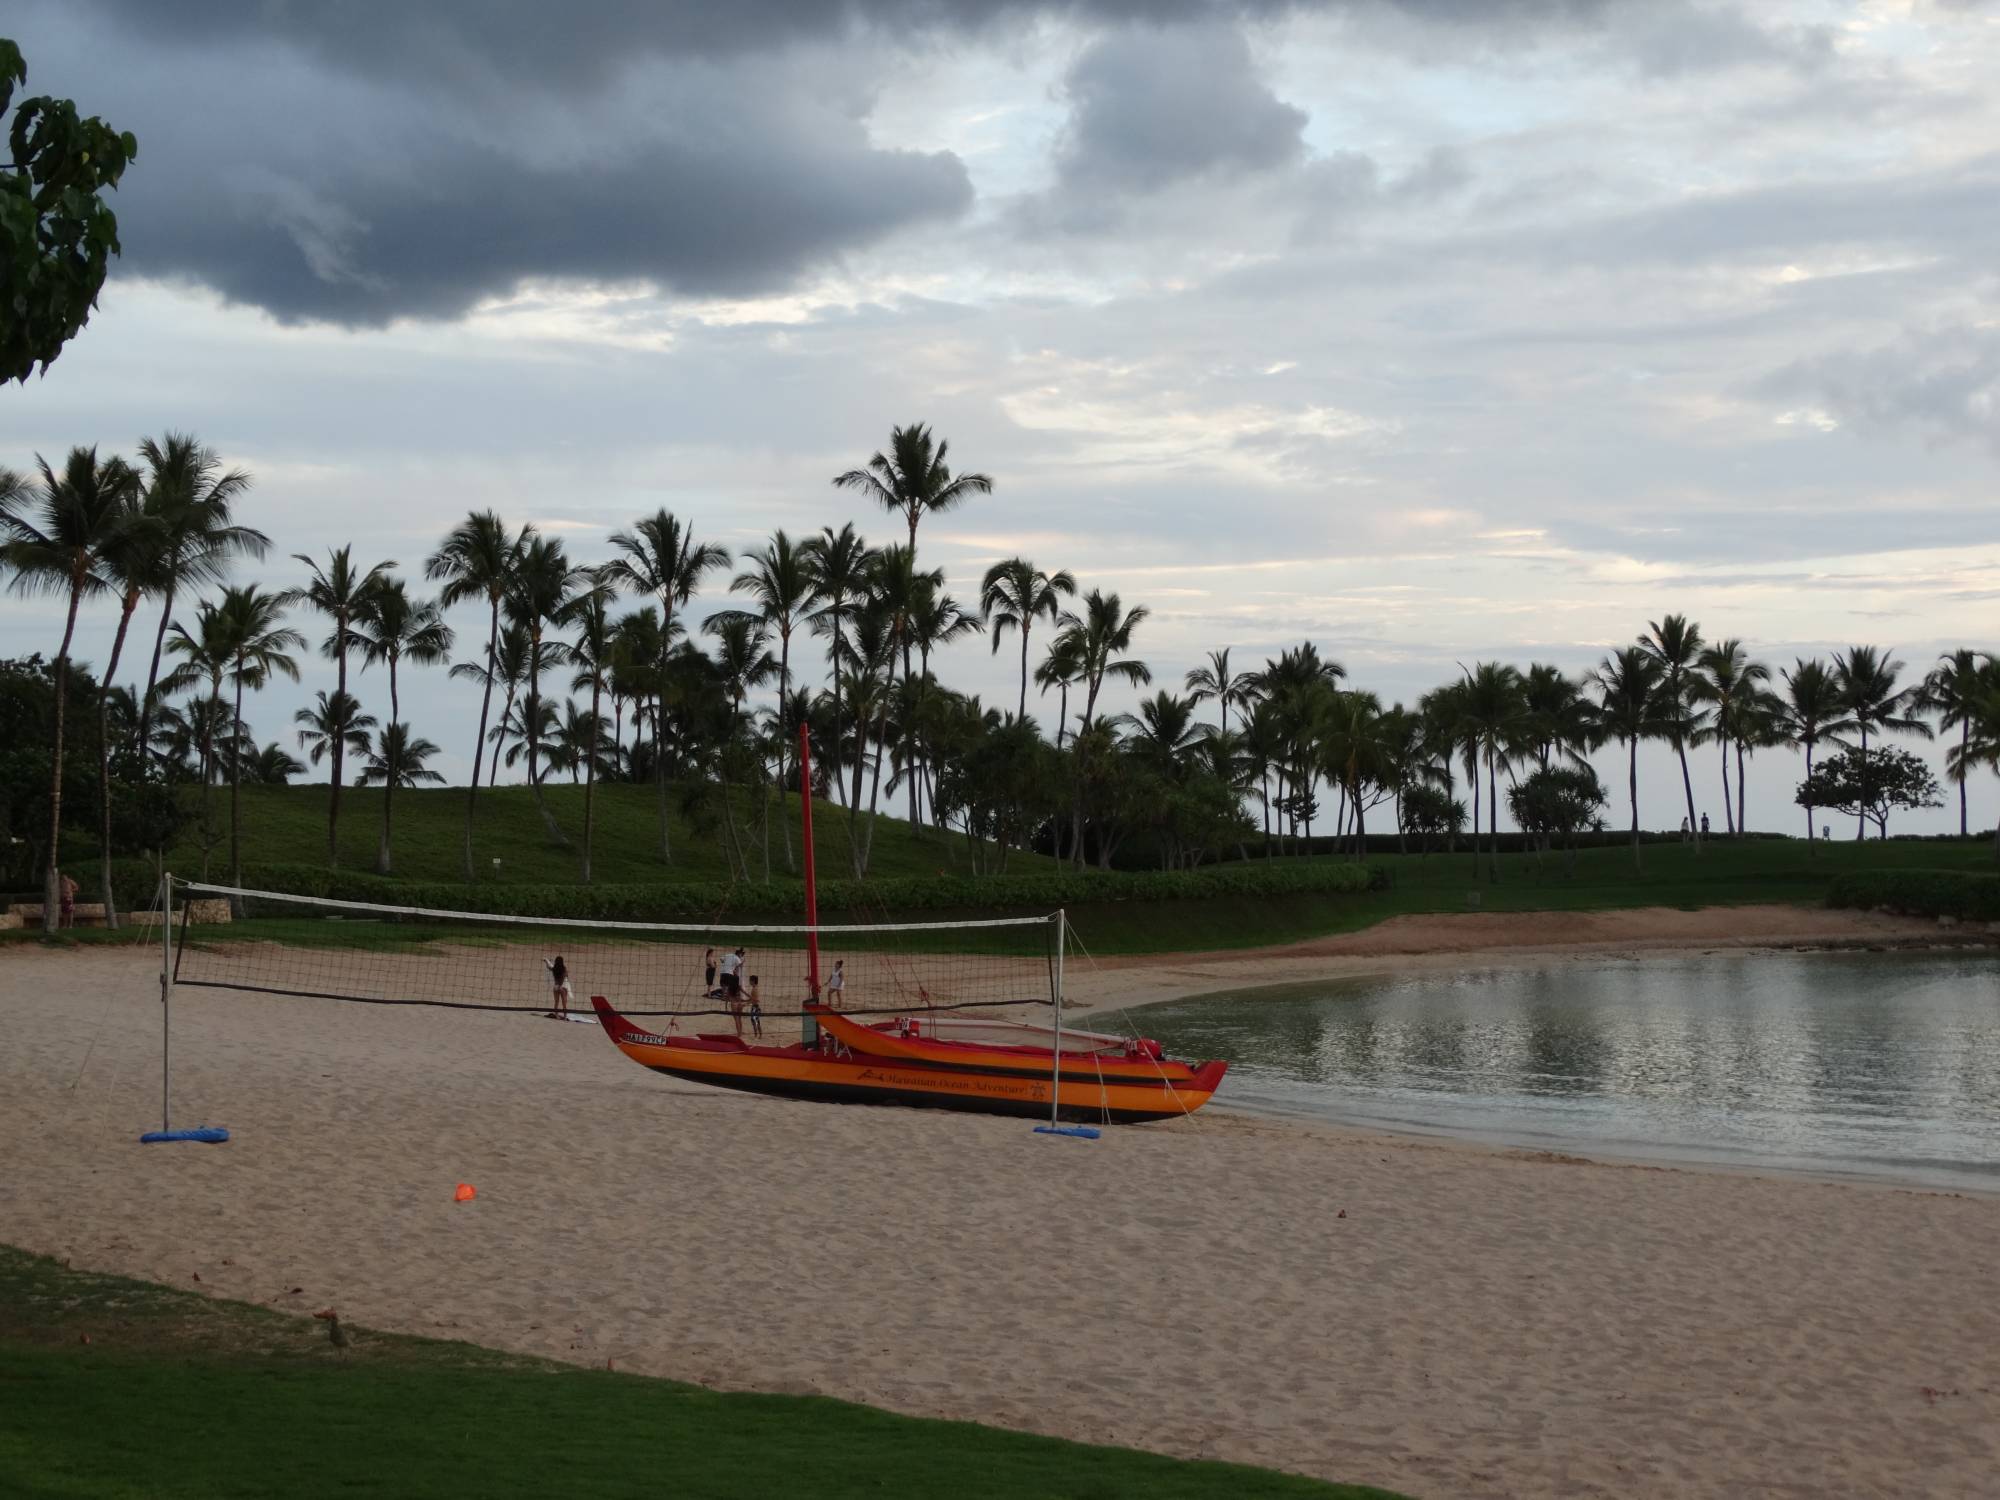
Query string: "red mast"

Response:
xmin=798 ymin=722 xmax=821 ymax=999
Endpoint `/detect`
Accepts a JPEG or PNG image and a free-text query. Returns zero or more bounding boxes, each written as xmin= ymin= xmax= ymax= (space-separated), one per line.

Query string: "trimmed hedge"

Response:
xmin=156 ymin=857 xmax=1386 ymax=922
xmin=1825 ymin=869 xmax=2000 ymax=923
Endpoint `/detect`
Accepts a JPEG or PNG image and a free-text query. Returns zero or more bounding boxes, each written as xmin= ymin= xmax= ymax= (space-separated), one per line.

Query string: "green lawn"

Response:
xmin=155 ymin=782 xmax=1042 ymax=886
xmin=0 ymin=1247 xmax=1401 ymax=1500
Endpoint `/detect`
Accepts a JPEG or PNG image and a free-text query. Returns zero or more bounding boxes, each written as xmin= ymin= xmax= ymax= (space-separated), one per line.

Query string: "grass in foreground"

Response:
xmin=0 ymin=1247 xmax=1402 ymax=1500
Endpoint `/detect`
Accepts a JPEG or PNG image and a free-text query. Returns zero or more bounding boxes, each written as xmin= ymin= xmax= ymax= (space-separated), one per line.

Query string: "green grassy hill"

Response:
xmin=162 ymin=782 xmax=1050 ymax=887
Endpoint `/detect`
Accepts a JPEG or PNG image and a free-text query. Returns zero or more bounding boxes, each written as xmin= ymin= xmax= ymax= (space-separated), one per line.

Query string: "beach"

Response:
xmin=4 ymin=906 xmax=1997 ymax=1499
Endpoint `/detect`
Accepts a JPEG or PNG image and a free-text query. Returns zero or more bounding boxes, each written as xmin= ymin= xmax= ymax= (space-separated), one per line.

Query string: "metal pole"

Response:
xmin=1048 ymin=909 xmax=1064 ymax=1127
xmin=160 ymin=871 xmax=173 ymax=1133
xmin=797 ymin=724 xmax=821 ymax=1050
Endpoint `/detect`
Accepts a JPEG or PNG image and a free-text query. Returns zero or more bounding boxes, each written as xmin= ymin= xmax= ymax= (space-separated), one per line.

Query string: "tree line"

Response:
xmin=6 ymin=426 xmax=1999 ymax=928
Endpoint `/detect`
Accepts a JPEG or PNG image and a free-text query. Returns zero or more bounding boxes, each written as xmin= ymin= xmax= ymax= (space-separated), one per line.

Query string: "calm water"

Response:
xmin=1106 ymin=952 xmax=2000 ymax=1190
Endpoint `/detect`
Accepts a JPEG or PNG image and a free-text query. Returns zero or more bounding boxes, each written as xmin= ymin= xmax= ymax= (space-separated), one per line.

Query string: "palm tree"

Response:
xmin=1458 ymin=661 xmax=1524 ymax=882
xmin=1056 ymin=590 xmax=1151 ymax=868
xmin=603 ymin=509 xmax=731 ymax=862
xmin=507 ymin=534 xmax=578 ymax=844
xmin=1 ymin=448 xmax=143 ymax=923
xmin=802 ymin=522 xmax=871 ymax=807
xmin=565 ymin=582 xmax=617 ymax=882
xmin=355 ymin=580 xmax=453 ymax=730
xmin=1520 ymin=663 xmax=1593 ymax=771
xmin=833 ymin=423 xmax=991 ymax=562
xmin=1833 ymin=645 xmax=1932 ymax=841
xmin=1692 ymin=640 xmax=1770 ymax=835
xmin=215 ymin=586 xmax=304 ymax=889
xmin=83 ymin=482 xmax=166 ymax=926
xmin=425 ymin=510 xmax=528 ymax=879
xmin=454 ymin=620 xmax=534 ymax=785
xmin=1640 ymin=614 xmax=1705 ymax=845
xmin=248 ymin=742 xmax=305 ymax=786
xmin=1944 ymin=662 xmax=2000 ymax=857
xmin=980 ymin=557 xmax=1076 ymax=720
xmin=704 ymin=612 xmax=778 ymax=879
xmin=609 ymin=606 xmax=666 ymax=781
xmin=1918 ymin=650 xmax=1993 ymax=837
xmin=1776 ymin=658 xmax=1852 ymax=848
xmin=1184 ymin=647 xmax=1258 ymax=740
xmin=731 ymin=530 xmax=815 ymax=871
xmin=291 ymin=545 xmax=396 ymax=866
xmin=133 ymin=434 xmax=264 ymax=770
xmin=1588 ymin=647 xmax=1663 ymax=869
xmin=295 ymin=691 xmax=377 ymax=858
xmin=1035 ymin=632 xmax=1085 ymax=750
xmin=357 ymin=723 xmax=445 ymax=874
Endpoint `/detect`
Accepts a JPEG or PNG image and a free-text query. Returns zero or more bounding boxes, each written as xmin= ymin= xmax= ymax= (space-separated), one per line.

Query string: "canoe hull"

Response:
xmin=591 ymin=996 xmax=1225 ymax=1125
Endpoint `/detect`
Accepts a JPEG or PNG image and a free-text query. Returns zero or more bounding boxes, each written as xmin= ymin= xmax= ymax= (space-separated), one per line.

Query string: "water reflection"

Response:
xmin=1105 ymin=952 xmax=2000 ymax=1190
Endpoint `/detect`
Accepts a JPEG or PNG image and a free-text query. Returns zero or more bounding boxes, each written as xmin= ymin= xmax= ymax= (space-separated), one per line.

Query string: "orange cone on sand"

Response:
xmin=454 ymin=1183 xmax=477 ymax=1202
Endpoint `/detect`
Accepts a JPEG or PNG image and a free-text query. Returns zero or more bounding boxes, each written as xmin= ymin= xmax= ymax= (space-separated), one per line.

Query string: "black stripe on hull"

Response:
xmin=641 ymin=1062 xmax=1188 ymax=1125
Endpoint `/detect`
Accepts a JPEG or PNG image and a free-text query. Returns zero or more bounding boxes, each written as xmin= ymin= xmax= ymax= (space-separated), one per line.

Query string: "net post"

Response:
xmin=160 ymin=871 xmax=173 ymax=1134
xmin=798 ymin=722 xmax=821 ymax=1051
xmin=1049 ymin=909 xmax=1065 ymax=1126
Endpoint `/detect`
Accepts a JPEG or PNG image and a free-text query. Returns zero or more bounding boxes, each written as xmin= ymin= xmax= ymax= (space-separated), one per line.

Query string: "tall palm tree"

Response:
xmin=295 ymin=691 xmax=377 ymax=859
xmin=507 ymin=534 xmax=578 ymax=844
xmin=1519 ymin=663 xmax=1593 ymax=771
xmin=84 ymin=483 xmax=166 ymax=926
xmin=291 ymin=545 xmax=396 ymax=866
xmin=1587 ymin=646 xmax=1663 ymax=869
xmin=1776 ymin=658 xmax=1852 ymax=848
xmin=1184 ymin=647 xmax=1258 ymax=740
xmin=1056 ymin=590 xmax=1151 ymax=868
xmin=1944 ymin=662 xmax=2000 ymax=856
xmin=1458 ymin=661 xmax=1524 ymax=882
xmin=1119 ymin=691 xmax=1203 ymax=780
xmin=1 ymin=448 xmax=143 ymax=923
xmin=610 ymin=606 xmax=666 ymax=781
xmin=133 ymin=433 xmax=263 ymax=770
xmin=215 ymin=586 xmax=303 ymax=889
xmin=425 ymin=510 xmax=528 ymax=879
xmin=802 ymin=522 xmax=871 ymax=808
xmin=705 ymin=611 xmax=778 ymax=879
xmin=565 ymin=582 xmax=617 ymax=882
xmin=355 ymin=580 xmax=453 ymax=730
xmin=1640 ymin=614 xmax=1705 ymax=845
xmin=603 ymin=509 xmax=730 ymax=862
xmin=358 ymin=723 xmax=445 ymax=874
xmin=731 ymin=530 xmax=815 ymax=871
xmin=248 ymin=742 xmax=305 ymax=786
xmin=1918 ymin=649 xmax=1993 ymax=837
xmin=833 ymin=422 xmax=992 ymax=562
xmin=1692 ymin=640 xmax=1770 ymax=835
xmin=980 ymin=557 xmax=1076 ymax=719
xmin=1833 ymin=645 xmax=1931 ymax=841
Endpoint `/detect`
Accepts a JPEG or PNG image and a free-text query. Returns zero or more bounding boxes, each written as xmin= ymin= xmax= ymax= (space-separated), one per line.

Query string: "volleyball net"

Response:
xmin=165 ymin=880 xmax=1061 ymax=1036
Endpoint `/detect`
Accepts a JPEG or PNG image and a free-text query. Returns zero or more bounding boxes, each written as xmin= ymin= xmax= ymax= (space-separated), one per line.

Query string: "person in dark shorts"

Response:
xmin=702 ymin=947 xmax=718 ymax=997
xmin=746 ymin=975 xmax=762 ymax=1039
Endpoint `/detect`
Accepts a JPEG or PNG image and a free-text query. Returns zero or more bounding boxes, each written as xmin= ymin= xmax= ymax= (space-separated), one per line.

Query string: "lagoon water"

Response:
xmin=1109 ymin=952 xmax=2000 ymax=1190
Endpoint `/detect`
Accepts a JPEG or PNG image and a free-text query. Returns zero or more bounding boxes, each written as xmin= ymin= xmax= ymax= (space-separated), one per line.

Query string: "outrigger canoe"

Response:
xmin=591 ymin=994 xmax=1228 ymax=1125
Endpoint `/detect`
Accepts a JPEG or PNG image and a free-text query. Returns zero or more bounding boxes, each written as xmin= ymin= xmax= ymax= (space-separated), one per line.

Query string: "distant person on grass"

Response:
xmin=1700 ymin=813 xmax=1710 ymax=839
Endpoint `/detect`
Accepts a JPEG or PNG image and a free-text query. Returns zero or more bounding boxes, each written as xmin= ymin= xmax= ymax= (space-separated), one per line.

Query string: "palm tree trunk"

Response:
xmin=138 ymin=584 xmax=176 ymax=773
xmin=1056 ymin=682 xmax=1069 ymax=749
xmin=861 ymin=697 xmax=889 ymax=876
xmin=1719 ymin=735 xmax=1734 ymax=835
xmin=1803 ymin=740 xmax=1817 ymax=853
xmin=523 ymin=641 xmax=569 ymax=848
xmin=43 ymin=581 xmax=85 ymax=927
xmin=463 ymin=599 xmax=500 ymax=882
xmin=98 ymin=591 xmax=139 ymax=929
xmin=1960 ymin=719 xmax=1969 ymax=836
xmin=198 ymin=677 xmax=219 ymax=880
xmin=1736 ymin=739 xmax=1747 ymax=836
xmin=379 ymin=772 xmax=393 ymax=875
xmin=1675 ymin=731 xmax=1699 ymax=854
xmin=582 ymin=678 xmax=600 ymax=883
xmin=231 ymin=668 xmax=248 ymax=889
xmin=1628 ymin=735 xmax=1641 ymax=872
xmin=1856 ymin=725 xmax=1868 ymax=841
xmin=1018 ymin=627 xmax=1030 ymax=721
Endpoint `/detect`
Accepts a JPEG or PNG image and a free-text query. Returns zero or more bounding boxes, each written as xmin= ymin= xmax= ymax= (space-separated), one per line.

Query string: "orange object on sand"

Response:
xmin=453 ymin=1183 xmax=476 ymax=1202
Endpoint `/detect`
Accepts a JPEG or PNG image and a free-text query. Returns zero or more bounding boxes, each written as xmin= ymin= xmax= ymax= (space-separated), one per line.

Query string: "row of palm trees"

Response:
xmin=9 ymin=426 xmax=2000 ymax=920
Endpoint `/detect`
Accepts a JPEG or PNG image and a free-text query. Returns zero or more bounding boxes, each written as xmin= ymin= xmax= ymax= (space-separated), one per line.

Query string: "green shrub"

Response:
xmin=173 ymin=858 xmax=1380 ymax=921
xmin=1825 ymin=869 xmax=2000 ymax=923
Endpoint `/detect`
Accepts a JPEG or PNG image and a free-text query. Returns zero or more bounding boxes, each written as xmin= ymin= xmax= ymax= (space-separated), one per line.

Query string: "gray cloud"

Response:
xmin=1755 ymin=328 xmax=2000 ymax=457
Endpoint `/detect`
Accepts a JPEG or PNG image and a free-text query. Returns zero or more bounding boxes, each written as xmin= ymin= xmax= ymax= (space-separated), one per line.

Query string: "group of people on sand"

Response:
xmin=702 ymin=946 xmax=762 ymax=1039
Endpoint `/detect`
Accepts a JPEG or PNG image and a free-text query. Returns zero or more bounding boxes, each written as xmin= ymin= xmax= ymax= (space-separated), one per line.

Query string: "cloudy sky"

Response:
xmin=4 ymin=0 xmax=1997 ymax=834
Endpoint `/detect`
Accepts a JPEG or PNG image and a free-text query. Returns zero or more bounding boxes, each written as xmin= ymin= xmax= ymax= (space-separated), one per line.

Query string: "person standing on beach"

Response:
xmin=703 ymin=947 xmax=718 ymax=997
xmin=546 ymin=955 xmax=572 ymax=1017
xmin=746 ymin=975 xmax=762 ymax=1039
xmin=826 ymin=959 xmax=845 ymax=1009
xmin=57 ymin=871 xmax=77 ymax=930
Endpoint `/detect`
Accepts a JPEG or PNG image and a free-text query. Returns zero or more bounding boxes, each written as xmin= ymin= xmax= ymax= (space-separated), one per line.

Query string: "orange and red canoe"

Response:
xmin=590 ymin=995 xmax=1227 ymax=1125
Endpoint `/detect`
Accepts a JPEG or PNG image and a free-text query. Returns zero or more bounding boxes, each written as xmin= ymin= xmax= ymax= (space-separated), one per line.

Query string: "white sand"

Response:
xmin=4 ymin=910 xmax=1997 ymax=1499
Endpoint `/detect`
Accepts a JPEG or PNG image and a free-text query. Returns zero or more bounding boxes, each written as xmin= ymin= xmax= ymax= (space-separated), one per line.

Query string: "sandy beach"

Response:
xmin=5 ymin=906 xmax=1998 ymax=1498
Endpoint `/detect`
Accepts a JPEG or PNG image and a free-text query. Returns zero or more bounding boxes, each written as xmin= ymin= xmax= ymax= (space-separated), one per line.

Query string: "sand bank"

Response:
xmin=3 ymin=911 xmax=1996 ymax=1499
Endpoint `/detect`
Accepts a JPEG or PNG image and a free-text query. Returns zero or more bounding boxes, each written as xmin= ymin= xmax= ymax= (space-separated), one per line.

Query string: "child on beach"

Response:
xmin=747 ymin=975 xmax=762 ymax=1039
xmin=703 ymin=947 xmax=718 ymax=997
xmin=546 ymin=955 xmax=572 ymax=1017
xmin=825 ymin=959 xmax=844 ymax=1009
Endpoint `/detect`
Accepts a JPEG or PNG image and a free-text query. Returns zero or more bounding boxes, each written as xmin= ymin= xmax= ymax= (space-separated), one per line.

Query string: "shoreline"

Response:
xmin=5 ymin=905 xmax=1998 ymax=1497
